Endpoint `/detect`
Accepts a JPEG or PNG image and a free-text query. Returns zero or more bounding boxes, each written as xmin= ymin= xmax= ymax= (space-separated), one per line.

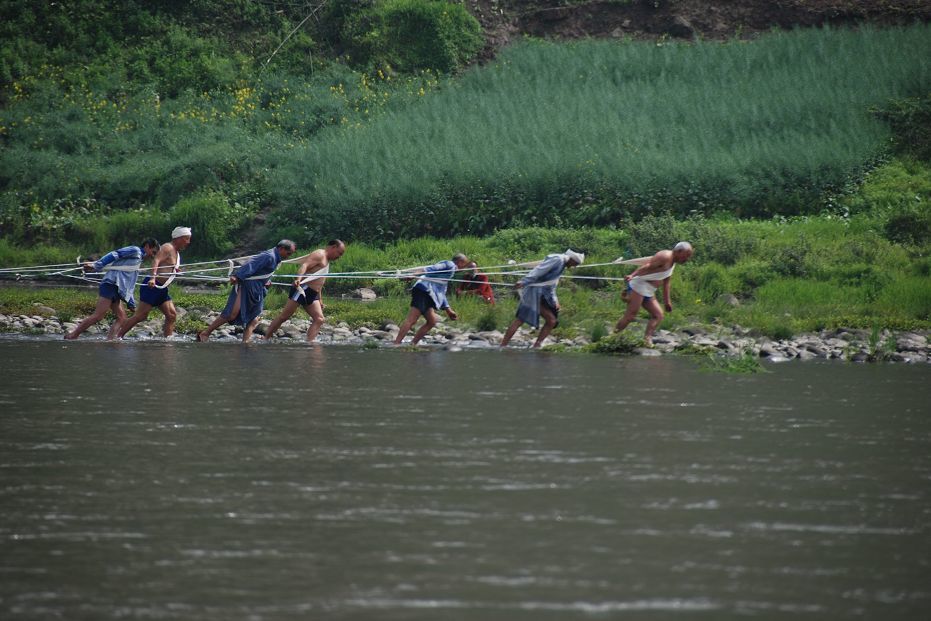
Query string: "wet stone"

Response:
xmin=635 ymin=347 xmax=662 ymax=356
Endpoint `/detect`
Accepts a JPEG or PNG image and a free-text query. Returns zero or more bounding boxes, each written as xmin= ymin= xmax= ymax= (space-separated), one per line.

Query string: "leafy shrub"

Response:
xmin=685 ymin=218 xmax=758 ymax=265
xmin=585 ymin=331 xmax=641 ymax=355
xmin=731 ymin=259 xmax=776 ymax=295
xmin=169 ymin=191 xmax=251 ymax=257
xmin=489 ymin=227 xmax=627 ymax=259
xmin=884 ymin=206 xmax=931 ymax=247
xmin=701 ymin=349 xmax=766 ymax=374
xmin=693 ymin=262 xmax=736 ymax=300
xmin=590 ymin=321 xmax=608 ymax=343
xmin=623 ymin=215 xmax=686 ymax=258
xmin=475 ymin=307 xmax=499 ymax=332
xmin=70 ymin=208 xmax=169 ymax=250
xmin=874 ymin=93 xmax=931 ymax=161
xmin=841 ymin=158 xmax=931 ymax=215
xmin=343 ymin=0 xmax=483 ymax=73
xmin=771 ymin=236 xmax=814 ymax=278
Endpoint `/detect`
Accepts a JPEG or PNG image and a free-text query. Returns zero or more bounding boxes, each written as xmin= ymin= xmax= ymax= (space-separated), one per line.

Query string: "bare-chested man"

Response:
xmin=118 ymin=227 xmax=192 ymax=339
xmin=614 ymin=241 xmax=693 ymax=346
xmin=264 ymin=239 xmax=346 ymax=342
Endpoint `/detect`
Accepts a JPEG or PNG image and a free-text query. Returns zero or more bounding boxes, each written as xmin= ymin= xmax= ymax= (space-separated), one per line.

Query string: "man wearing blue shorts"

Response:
xmin=393 ymin=253 xmax=470 ymax=345
xmin=65 ymin=238 xmax=159 ymax=340
xmin=118 ymin=227 xmax=192 ymax=339
xmin=264 ymin=239 xmax=346 ymax=343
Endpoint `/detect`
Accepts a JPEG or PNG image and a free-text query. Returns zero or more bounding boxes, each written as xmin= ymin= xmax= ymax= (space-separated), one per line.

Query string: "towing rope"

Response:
xmin=0 ymin=252 xmax=653 ymax=291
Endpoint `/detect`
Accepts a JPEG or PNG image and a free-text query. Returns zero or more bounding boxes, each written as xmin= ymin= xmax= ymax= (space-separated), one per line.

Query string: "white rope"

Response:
xmin=147 ymin=253 xmax=181 ymax=290
xmin=0 ymin=253 xmax=653 ymax=293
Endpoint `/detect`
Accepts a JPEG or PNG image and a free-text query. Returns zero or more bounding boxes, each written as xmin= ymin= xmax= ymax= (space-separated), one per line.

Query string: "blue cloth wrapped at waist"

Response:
xmin=222 ymin=248 xmax=282 ymax=325
xmin=515 ymin=254 xmax=566 ymax=328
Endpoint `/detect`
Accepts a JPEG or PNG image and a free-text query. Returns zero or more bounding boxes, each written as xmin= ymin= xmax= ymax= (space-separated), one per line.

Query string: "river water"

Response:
xmin=0 ymin=338 xmax=929 ymax=620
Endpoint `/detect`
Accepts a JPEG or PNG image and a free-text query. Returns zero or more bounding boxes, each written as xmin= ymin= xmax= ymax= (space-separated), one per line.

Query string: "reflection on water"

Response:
xmin=0 ymin=339 xmax=930 ymax=620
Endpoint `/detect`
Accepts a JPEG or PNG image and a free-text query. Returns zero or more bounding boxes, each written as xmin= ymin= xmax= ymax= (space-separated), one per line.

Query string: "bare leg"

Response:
xmin=532 ymin=306 xmax=558 ymax=348
xmin=160 ymin=301 xmax=177 ymax=337
xmin=500 ymin=318 xmax=524 ymax=347
xmin=394 ymin=307 xmax=423 ymax=344
xmin=243 ymin=317 xmax=260 ymax=343
xmin=641 ymin=298 xmax=665 ymax=346
xmin=197 ymin=314 xmax=230 ymax=342
xmin=117 ymin=302 xmax=154 ymax=339
xmin=305 ymin=300 xmax=326 ymax=342
xmin=65 ymin=296 xmax=114 ymax=340
xmin=614 ymin=292 xmax=645 ymax=333
xmin=410 ymin=308 xmax=438 ymax=345
xmin=198 ymin=290 xmax=240 ymax=342
xmin=264 ymin=299 xmax=300 ymax=340
xmin=106 ymin=301 xmax=127 ymax=340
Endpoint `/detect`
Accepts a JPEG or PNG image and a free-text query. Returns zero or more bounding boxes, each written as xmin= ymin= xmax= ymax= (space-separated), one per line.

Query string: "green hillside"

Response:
xmin=0 ymin=1 xmax=928 ymax=256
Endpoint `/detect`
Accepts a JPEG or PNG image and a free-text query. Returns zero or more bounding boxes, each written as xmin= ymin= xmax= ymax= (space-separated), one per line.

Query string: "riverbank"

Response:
xmin=2 ymin=296 xmax=927 ymax=363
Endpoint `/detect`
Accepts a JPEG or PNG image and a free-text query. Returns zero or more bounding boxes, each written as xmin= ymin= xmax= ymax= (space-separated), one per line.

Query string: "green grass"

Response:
xmin=2 ymin=178 xmax=929 ymax=339
xmin=701 ymin=350 xmax=768 ymax=374
xmin=269 ymin=25 xmax=931 ymax=240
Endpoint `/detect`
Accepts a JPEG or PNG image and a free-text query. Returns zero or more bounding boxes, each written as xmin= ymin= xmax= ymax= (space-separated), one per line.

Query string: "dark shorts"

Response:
xmin=626 ymin=283 xmax=652 ymax=301
xmin=541 ymin=299 xmax=560 ymax=328
xmin=98 ymin=281 xmax=134 ymax=310
xmin=410 ymin=287 xmax=437 ymax=315
xmin=288 ymin=285 xmax=321 ymax=306
xmin=140 ymin=277 xmax=172 ymax=307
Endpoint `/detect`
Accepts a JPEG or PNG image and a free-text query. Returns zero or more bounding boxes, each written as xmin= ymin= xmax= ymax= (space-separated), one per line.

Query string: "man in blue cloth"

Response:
xmin=393 ymin=253 xmax=470 ymax=345
xmin=197 ymin=239 xmax=297 ymax=343
xmin=64 ymin=238 xmax=160 ymax=340
xmin=118 ymin=226 xmax=192 ymax=339
xmin=500 ymin=249 xmax=584 ymax=349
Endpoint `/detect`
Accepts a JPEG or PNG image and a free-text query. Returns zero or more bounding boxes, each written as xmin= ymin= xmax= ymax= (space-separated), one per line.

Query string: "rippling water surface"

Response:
xmin=1 ymin=339 xmax=930 ymax=619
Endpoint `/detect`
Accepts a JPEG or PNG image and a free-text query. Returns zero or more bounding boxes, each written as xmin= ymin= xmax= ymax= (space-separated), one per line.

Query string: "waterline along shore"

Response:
xmin=2 ymin=291 xmax=928 ymax=364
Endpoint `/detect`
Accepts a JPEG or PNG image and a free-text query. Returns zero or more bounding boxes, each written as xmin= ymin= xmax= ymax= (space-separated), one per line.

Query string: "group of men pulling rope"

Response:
xmin=12 ymin=225 xmax=694 ymax=347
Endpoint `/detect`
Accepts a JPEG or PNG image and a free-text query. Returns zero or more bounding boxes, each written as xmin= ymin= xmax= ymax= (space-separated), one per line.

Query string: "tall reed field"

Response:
xmin=269 ymin=24 xmax=931 ymax=241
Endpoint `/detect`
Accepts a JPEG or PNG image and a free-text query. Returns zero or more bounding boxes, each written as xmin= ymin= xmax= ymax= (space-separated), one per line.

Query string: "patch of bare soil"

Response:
xmin=466 ymin=0 xmax=931 ymax=54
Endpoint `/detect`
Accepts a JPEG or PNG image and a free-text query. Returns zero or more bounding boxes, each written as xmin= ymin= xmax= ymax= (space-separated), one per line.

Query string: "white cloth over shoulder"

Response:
xmin=298 ymin=263 xmax=330 ymax=286
xmin=628 ymin=265 xmax=675 ymax=297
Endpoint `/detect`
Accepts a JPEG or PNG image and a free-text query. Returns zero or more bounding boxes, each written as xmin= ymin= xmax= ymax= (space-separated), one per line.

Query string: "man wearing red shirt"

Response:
xmin=456 ymin=261 xmax=495 ymax=305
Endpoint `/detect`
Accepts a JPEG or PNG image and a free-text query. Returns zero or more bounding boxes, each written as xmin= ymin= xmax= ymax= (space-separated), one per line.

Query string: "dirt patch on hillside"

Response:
xmin=466 ymin=0 xmax=931 ymax=57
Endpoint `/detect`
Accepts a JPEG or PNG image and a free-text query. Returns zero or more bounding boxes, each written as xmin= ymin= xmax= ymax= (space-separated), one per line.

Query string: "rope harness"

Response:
xmin=0 ymin=251 xmax=656 ymax=293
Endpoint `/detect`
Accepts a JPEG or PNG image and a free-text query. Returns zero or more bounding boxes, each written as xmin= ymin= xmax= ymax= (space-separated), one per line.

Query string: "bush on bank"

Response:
xmin=339 ymin=0 xmax=483 ymax=73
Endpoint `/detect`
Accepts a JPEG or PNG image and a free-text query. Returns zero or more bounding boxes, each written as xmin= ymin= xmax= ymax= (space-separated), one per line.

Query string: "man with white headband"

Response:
xmin=615 ymin=241 xmax=693 ymax=346
xmin=500 ymin=249 xmax=584 ymax=348
xmin=118 ymin=226 xmax=192 ymax=339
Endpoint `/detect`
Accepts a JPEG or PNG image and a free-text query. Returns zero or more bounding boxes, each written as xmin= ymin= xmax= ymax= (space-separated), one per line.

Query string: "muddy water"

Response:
xmin=1 ymin=339 xmax=929 ymax=619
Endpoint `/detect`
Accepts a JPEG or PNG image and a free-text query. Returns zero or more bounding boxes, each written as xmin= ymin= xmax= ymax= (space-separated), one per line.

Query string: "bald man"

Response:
xmin=614 ymin=241 xmax=693 ymax=346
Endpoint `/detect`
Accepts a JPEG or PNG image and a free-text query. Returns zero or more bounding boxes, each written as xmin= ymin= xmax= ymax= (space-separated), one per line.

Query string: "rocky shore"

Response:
xmin=1 ymin=305 xmax=928 ymax=362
